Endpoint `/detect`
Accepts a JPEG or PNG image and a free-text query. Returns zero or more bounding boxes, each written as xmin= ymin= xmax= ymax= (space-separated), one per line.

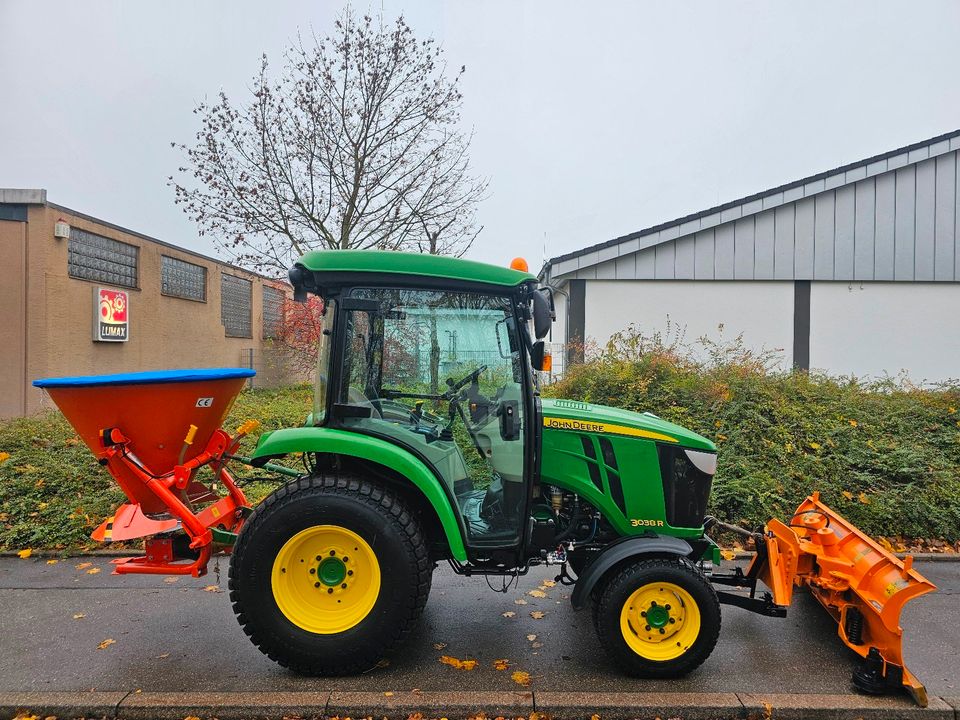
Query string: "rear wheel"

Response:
xmin=593 ymin=557 xmax=720 ymax=678
xmin=229 ymin=474 xmax=432 ymax=675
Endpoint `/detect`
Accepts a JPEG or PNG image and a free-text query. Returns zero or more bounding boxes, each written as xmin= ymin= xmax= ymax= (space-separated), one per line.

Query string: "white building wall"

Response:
xmin=583 ymin=280 xmax=795 ymax=367
xmin=810 ymin=282 xmax=960 ymax=382
xmin=549 ymin=290 xmax=567 ymax=375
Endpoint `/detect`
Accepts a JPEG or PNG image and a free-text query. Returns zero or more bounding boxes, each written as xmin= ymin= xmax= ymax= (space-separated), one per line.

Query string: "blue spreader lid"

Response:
xmin=33 ymin=367 xmax=256 ymax=388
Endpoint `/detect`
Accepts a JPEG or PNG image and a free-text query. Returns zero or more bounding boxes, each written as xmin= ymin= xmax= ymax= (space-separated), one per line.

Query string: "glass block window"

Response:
xmin=221 ymin=274 xmax=252 ymax=338
xmin=161 ymin=255 xmax=206 ymax=301
xmin=67 ymin=228 xmax=138 ymax=288
xmin=262 ymin=285 xmax=285 ymax=339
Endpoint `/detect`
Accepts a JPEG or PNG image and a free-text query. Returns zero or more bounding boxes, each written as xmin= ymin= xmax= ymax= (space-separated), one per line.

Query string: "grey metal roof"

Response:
xmin=543 ymin=129 xmax=960 ymax=283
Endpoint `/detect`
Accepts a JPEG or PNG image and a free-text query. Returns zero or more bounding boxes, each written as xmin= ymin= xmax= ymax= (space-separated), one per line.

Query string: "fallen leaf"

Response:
xmin=849 ymin=419 xmax=858 ymax=427
xmin=432 ymin=642 xmax=447 ymax=650
xmin=75 ymin=562 xmax=91 ymax=570
xmin=87 ymin=567 xmax=101 ymax=575
xmin=72 ymin=613 xmax=85 ymax=620
xmin=527 ymin=589 xmax=546 ymax=598
xmin=531 ymin=641 xmax=543 ymax=648
xmin=12 ymin=714 xmax=38 ymax=720
xmin=541 ymin=580 xmax=556 ymax=588
xmin=511 ymin=670 xmax=532 ymax=687
xmin=157 ymin=653 xmax=170 ymax=659
xmin=97 ymin=638 xmax=116 ymax=650
xmin=719 ymin=549 xmax=736 ymax=561
xmin=439 ymin=655 xmax=477 ymax=670
xmin=591 ymin=715 xmax=601 ymax=720
xmin=858 ymin=491 xmax=870 ymax=504
xmin=526 ymin=634 xmax=537 ymax=642
xmin=513 ymin=598 xmax=528 ymax=605
xmin=383 ymin=691 xmax=394 ymax=697
xmin=203 ymin=585 xmax=220 ymax=593
xmin=878 ymin=537 xmax=895 ymax=552
xmin=46 ymin=559 xmax=58 ymax=565
xmin=17 ymin=549 xmax=32 ymax=559
xmin=493 ymin=658 xmax=510 ymax=671
xmin=184 ymin=716 xmax=202 ymax=720
xmin=501 ymin=611 xmax=516 ymax=618
xmin=530 ymin=611 xmax=545 ymax=620
xmin=841 ymin=490 xmax=854 ymax=500
xmin=0 ymin=452 xmax=9 ymax=464
xmin=163 ymin=577 xmax=179 ymax=584
xmin=762 ymin=701 xmax=773 ymax=719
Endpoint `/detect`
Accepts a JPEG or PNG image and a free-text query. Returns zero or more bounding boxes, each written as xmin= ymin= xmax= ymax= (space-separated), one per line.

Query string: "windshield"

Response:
xmin=312 ymin=298 xmax=335 ymax=425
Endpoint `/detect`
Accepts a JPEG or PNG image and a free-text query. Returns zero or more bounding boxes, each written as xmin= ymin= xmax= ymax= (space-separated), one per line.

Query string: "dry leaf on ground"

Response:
xmin=383 ymin=691 xmax=394 ymax=697
xmin=75 ymin=562 xmax=91 ymax=570
xmin=531 ymin=641 xmax=543 ymax=648
xmin=527 ymin=589 xmax=546 ymax=598
xmin=204 ymin=585 xmax=220 ymax=592
xmin=719 ymin=549 xmax=736 ymax=561
xmin=526 ymin=634 xmax=537 ymax=642
xmin=432 ymin=642 xmax=447 ymax=650
xmin=511 ymin=670 xmax=532 ymax=687
xmin=17 ymin=549 xmax=32 ymax=559
xmin=87 ymin=567 xmax=101 ymax=575
xmin=514 ymin=598 xmax=528 ymax=605
xmin=439 ymin=655 xmax=477 ymax=671
xmin=157 ymin=653 xmax=170 ymax=659
xmin=46 ymin=559 xmax=58 ymax=565
xmin=493 ymin=659 xmax=510 ymax=671
xmin=163 ymin=577 xmax=178 ymax=584
xmin=541 ymin=580 xmax=556 ymax=588
xmin=97 ymin=638 xmax=116 ymax=650
xmin=530 ymin=611 xmax=545 ymax=619
xmin=72 ymin=613 xmax=85 ymax=620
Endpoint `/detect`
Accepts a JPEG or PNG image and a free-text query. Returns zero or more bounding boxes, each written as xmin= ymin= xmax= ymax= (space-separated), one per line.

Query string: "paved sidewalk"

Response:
xmin=0 ymin=557 xmax=956 ymax=718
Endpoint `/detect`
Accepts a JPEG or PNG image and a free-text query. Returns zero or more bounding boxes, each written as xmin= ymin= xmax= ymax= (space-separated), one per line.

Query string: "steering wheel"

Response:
xmin=445 ymin=365 xmax=488 ymax=398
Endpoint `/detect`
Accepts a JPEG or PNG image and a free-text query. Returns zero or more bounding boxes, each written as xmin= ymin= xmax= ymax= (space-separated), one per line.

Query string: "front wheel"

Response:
xmin=593 ymin=557 xmax=720 ymax=678
xmin=229 ymin=474 xmax=432 ymax=675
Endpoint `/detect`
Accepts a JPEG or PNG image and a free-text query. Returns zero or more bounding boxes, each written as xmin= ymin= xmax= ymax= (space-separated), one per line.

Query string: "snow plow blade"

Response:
xmin=748 ymin=492 xmax=936 ymax=706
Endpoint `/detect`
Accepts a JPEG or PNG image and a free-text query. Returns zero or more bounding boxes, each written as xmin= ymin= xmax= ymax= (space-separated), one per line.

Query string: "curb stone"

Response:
xmin=737 ymin=692 xmax=954 ymax=720
xmin=0 ymin=691 xmax=128 ymax=719
xmin=327 ymin=691 xmax=533 ymax=719
xmin=535 ymin=691 xmax=743 ymax=719
xmin=1 ymin=691 xmax=957 ymax=720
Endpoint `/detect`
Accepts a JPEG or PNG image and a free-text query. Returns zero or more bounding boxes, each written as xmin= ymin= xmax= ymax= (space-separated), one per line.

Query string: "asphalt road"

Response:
xmin=0 ymin=557 xmax=956 ymax=698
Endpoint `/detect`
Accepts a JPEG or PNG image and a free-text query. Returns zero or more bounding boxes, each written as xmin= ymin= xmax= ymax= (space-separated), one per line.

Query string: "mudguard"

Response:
xmin=250 ymin=426 xmax=468 ymax=562
xmin=570 ymin=534 xmax=693 ymax=610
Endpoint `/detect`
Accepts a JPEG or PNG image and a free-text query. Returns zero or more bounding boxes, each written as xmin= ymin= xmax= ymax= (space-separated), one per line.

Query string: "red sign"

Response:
xmin=95 ymin=287 xmax=129 ymax=342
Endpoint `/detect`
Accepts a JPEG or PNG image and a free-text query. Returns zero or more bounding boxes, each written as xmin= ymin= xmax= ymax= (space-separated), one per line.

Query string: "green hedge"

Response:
xmin=545 ymin=327 xmax=960 ymax=542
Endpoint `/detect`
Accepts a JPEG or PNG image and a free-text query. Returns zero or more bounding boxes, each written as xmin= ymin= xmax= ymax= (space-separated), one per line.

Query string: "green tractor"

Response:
xmin=228 ymin=250 xmax=933 ymax=702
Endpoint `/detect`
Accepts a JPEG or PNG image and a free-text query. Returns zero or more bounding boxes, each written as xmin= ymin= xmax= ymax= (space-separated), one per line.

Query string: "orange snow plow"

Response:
xmin=748 ymin=492 xmax=936 ymax=706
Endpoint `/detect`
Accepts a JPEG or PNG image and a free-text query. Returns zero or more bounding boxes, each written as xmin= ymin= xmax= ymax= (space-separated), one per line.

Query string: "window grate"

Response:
xmin=262 ymin=285 xmax=285 ymax=339
xmin=67 ymin=228 xmax=138 ymax=288
xmin=161 ymin=255 xmax=206 ymax=301
xmin=221 ymin=274 xmax=252 ymax=338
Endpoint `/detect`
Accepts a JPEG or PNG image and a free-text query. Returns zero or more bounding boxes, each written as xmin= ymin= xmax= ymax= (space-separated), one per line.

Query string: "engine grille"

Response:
xmin=657 ymin=445 xmax=713 ymax=528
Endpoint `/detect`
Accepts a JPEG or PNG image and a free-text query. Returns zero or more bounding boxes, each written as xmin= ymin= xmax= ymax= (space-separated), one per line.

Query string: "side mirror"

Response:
xmin=532 ymin=288 xmax=555 ymax=339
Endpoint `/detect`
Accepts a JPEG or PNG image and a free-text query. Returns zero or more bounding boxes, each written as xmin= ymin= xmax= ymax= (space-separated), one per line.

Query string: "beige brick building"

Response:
xmin=0 ymin=189 xmax=301 ymax=418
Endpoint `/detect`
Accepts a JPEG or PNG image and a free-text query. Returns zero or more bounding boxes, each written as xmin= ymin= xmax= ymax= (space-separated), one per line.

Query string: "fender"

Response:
xmin=570 ymin=534 xmax=693 ymax=610
xmin=250 ymin=426 xmax=468 ymax=562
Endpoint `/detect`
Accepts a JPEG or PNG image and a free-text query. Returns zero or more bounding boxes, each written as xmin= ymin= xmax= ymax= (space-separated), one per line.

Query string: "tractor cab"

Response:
xmin=288 ymin=250 xmax=554 ymax=561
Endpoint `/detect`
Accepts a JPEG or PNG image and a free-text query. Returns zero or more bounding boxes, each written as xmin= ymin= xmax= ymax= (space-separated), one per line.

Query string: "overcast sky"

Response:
xmin=2 ymin=1 xmax=959 ymax=271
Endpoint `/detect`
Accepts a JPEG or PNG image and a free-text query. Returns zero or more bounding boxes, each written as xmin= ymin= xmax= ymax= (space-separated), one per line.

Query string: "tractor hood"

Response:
xmin=540 ymin=398 xmax=716 ymax=452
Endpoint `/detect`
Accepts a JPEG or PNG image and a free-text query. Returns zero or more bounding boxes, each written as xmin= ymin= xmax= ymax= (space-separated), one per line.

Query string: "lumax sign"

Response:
xmin=94 ymin=287 xmax=129 ymax=342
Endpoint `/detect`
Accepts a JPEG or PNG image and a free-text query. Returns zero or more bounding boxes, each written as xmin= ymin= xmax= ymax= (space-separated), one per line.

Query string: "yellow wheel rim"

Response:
xmin=619 ymin=581 xmax=702 ymax=661
xmin=271 ymin=525 xmax=381 ymax=634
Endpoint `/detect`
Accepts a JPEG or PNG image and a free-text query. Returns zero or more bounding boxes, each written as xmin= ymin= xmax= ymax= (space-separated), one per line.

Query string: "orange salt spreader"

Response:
xmin=33 ymin=368 xmax=261 ymax=576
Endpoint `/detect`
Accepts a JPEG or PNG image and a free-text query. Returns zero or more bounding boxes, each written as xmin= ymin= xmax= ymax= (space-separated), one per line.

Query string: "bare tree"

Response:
xmin=171 ymin=8 xmax=488 ymax=275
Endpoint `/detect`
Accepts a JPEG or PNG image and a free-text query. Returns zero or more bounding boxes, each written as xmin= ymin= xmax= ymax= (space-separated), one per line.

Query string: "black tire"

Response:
xmin=228 ymin=473 xmax=432 ymax=675
xmin=593 ymin=557 xmax=720 ymax=678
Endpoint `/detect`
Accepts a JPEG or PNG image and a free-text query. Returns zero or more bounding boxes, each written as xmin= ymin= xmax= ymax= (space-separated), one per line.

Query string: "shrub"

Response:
xmin=545 ymin=326 xmax=960 ymax=542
